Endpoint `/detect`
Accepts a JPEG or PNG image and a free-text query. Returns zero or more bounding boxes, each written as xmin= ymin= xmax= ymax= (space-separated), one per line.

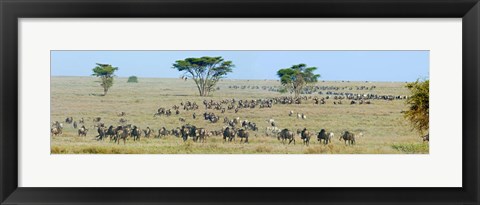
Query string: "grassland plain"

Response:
xmin=51 ymin=76 xmax=428 ymax=154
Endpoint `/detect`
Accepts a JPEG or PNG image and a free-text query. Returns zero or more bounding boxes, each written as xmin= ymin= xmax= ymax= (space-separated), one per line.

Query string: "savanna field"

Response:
xmin=51 ymin=77 xmax=428 ymax=154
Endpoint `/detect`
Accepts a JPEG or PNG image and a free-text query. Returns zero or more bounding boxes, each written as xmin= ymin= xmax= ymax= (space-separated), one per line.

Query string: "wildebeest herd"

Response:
xmin=51 ymin=77 xmax=432 ymax=154
xmin=51 ymin=96 xmax=367 ymax=146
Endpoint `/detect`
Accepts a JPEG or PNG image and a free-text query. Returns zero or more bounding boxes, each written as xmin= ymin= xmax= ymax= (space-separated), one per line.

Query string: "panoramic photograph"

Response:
xmin=50 ymin=50 xmax=429 ymax=154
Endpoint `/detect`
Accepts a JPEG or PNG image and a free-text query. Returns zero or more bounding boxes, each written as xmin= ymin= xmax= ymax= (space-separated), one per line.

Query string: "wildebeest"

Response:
xmin=340 ymin=131 xmax=355 ymax=145
xmin=131 ymin=125 xmax=141 ymax=141
xmin=181 ymin=125 xmax=196 ymax=142
xmin=95 ymin=125 xmax=106 ymax=140
xmin=300 ymin=128 xmax=312 ymax=146
xmin=317 ymin=129 xmax=330 ymax=144
xmin=117 ymin=112 xmax=126 ymax=117
xmin=328 ymin=132 xmax=334 ymax=142
xmin=73 ymin=121 xmax=78 ymax=129
xmin=143 ymin=127 xmax=153 ymax=138
xmin=114 ymin=129 xmax=126 ymax=144
xmin=242 ymin=120 xmax=258 ymax=131
xmin=50 ymin=121 xmax=63 ymax=136
xmin=65 ymin=117 xmax=73 ymax=124
xmin=78 ymin=125 xmax=88 ymax=137
xmin=223 ymin=127 xmax=236 ymax=142
xmin=114 ymin=125 xmax=130 ymax=144
xmin=158 ymin=127 xmax=169 ymax=138
xmin=267 ymin=119 xmax=275 ymax=126
xmin=105 ymin=125 xmax=116 ymax=141
xmin=154 ymin=108 xmax=166 ymax=117
xmin=278 ymin=129 xmax=295 ymax=145
xmin=237 ymin=128 xmax=249 ymax=143
xmin=265 ymin=126 xmax=281 ymax=136
xmin=79 ymin=118 xmax=84 ymax=124
xmin=93 ymin=117 xmax=101 ymax=123
xmin=422 ymin=134 xmax=429 ymax=142
xmin=172 ymin=127 xmax=181 ymax=138
xmin=119 ymin=118 xmax=128 ymax=124
xmin=194 ymin=128 xmax=207 ymax=143
xmin=51 ymin=128 xmax=61 ymax=136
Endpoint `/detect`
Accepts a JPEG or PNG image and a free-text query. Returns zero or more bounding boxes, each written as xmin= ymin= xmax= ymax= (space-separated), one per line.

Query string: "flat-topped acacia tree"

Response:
xmin=172 ymin=56 xmax=234 ymax=96
xmin=277 ymin=64 xmax=320 ymax=97
xmin=91 ymin=63 xmax=118 ymax=96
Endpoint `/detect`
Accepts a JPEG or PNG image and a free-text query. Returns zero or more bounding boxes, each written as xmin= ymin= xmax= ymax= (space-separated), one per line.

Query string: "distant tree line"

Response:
xmin=91 ymin=57 xmax=321 ymax=98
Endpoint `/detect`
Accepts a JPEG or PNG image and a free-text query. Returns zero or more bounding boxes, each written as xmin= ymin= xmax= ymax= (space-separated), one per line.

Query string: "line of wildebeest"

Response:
xmin=51 ymin=94 xmax=404 ymax=145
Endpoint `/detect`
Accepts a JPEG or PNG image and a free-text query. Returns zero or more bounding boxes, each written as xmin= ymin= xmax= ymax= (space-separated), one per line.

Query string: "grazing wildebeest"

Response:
xmin=78 ymin=125 xmax=88 ymax=137
xmin=93 ymin=117 xmax=101 ymax=123
xmin=181 ymin=125 xmax=196 ymax=142
xmin=301 ymin=113 xmax=307 ymax=120
xmin=300 ymin=128 xmax=312 ymax=146
xmin=114 ymin=126 xmax=130 ymax=144
xmin=171 ymin=127 xmax=181 ymax=138
xmin=117 ymin=112 xmax=126 ymax=117
xmin=50 ymin=123 xmax=63 ymax=136
xmin=265 ymin=126 xmax=281 ymax=136
xmin=192 ymin=113 xmax=196 ymax=119
xmin=267 ymin=119 xmax=275 ymax=126
xmin=422 ymin=134 xmax=429 ymax=142
xmin=278 ymin=129 xmax=295 ymax=145
xmin=179 ymin=117 xmax=186 ymax=122
xmin=51 ymin=128 xmax=60 ymax=136
xmin=154 ymin=108 xmax=166 ymax=117
xmin=73 ymin=121 xmax=78 ymax=129
xmin=223 ymin=127 xmax=236 ymax=142
xmin=131 ymin=126 xmax=141 ymax=141
xmin=195 ymin=128 xmax=207 ymax=143
xmin=340 ymin=131 xmax=355 ymax=145
xmin=65 ymin=117 xmax=73 ymax=124
xmin=237 ymin=128 xmax=249 ymax=143
xmin=158 ymin=127 xmax=168 ymax=138
xmin=119 ymin=118 xmax=128 ymax=124
xmin=143 ymin=127 xmax=153 ymax=138
xmin=317 ymin=129 xmax=330 ymax=144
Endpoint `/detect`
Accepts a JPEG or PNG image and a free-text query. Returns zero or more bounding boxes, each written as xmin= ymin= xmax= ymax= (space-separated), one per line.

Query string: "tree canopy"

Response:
xmin=404 ymin=79 xmax=429 ymax=136
xmin=172 ymin=56 xmax=234 ymax=96
xmin=277 ymin=64 xmax=320 ymax=97
xmin=92 ymin=63 xmax=118 ymax=96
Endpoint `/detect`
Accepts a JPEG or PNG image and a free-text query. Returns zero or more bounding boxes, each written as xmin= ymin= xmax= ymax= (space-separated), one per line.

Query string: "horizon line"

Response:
xmin=51 ymin=75 xmax=421 ymax=83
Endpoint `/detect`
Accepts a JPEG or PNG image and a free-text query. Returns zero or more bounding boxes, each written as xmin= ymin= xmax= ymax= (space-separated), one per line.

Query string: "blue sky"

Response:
xmin=51 ymin=50 xmax=429 ymax=82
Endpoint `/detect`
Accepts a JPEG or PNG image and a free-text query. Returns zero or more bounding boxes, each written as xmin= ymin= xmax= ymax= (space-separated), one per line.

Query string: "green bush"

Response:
xmin=127 ymin=76 xmax=138 ymax=83
xmin=392 ymin=143 xmax=429 ymax=154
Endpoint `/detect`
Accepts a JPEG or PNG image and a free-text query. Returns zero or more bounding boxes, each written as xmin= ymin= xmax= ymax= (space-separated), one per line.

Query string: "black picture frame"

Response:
xmin=1 ymin=0 xmax=479 ymax=204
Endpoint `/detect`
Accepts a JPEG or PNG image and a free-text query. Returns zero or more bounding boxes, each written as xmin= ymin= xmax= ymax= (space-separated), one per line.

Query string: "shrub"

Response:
xmin=127 ymin=76 xmax=138 ymax=83
xmin=392 ymin=143 xmax=429 ymax=154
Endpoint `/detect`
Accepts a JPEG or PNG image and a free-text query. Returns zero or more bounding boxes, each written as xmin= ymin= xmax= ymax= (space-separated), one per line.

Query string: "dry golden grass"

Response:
xmin=51 ymin=77 xmax=428 ymax=154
